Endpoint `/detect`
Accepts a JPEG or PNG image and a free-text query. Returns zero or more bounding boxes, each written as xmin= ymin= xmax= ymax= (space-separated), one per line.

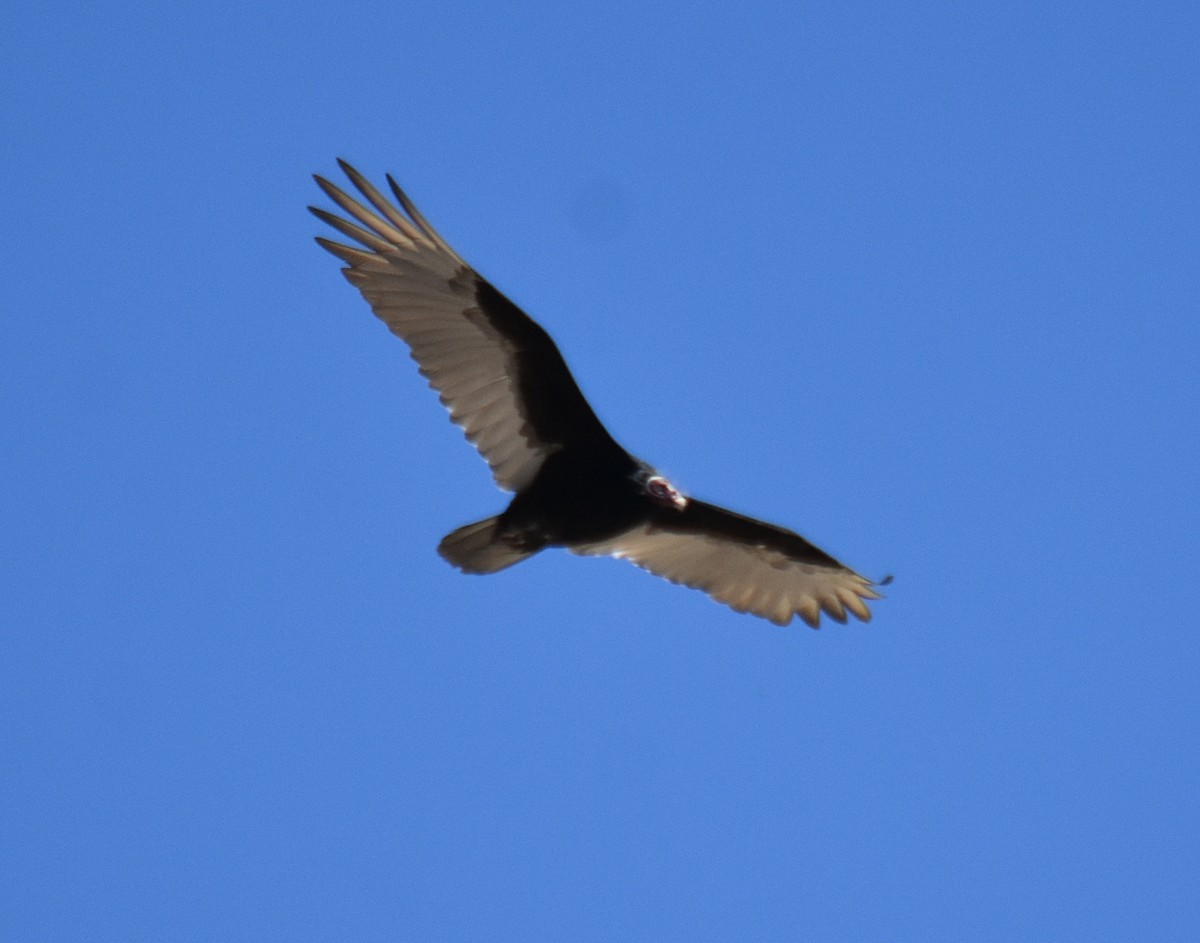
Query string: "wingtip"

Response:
xmin=336 ymin=159 xmax=373 ymax=194
xmin=312 ymin=174 xmax=343 ymax=202
xmin=313 ymin=158 xmax=357 ymax=189
xmin=385 ymin=173 xmax=408 ymax=205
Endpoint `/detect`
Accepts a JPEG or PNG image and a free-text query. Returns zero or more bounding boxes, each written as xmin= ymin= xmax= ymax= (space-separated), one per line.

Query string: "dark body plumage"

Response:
xmin=310 ymin=160 xmax=884 ymax=628
xmin=505 ymin=445 xmax=645 ymax=547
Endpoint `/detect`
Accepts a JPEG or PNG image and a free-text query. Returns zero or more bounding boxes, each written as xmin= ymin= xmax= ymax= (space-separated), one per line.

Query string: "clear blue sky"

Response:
xmin=3 ymin=1 xmax=1197 ymax=940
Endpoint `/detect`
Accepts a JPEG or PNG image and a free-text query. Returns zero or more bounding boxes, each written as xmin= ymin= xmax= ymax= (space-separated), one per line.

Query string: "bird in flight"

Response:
xmin=310 ymin=160 xmax=885 ymax=628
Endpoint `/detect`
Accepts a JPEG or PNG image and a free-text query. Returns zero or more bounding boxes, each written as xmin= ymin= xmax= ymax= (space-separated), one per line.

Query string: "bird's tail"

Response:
xmin=438 ymin=516 xmax=536 ymax=574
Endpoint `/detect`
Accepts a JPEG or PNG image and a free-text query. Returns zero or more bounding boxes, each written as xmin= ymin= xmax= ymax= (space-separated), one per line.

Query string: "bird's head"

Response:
xmin=634 ymin=466 xmax=688 ymax=511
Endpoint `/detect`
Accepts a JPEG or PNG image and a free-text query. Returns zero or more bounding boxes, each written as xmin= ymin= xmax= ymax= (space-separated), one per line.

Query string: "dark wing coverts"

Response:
xmin=311 ymin=160 xmax=614 ymax=492
xmin=573 ymin=501 xmax=882 ymax=628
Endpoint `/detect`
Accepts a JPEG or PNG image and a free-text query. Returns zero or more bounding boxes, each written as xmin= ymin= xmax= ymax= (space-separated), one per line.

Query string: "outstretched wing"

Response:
xmin=310 ymin=160 xmax=617 ymax=492
xmin=573 ymin=500 xmax=883 ymax=628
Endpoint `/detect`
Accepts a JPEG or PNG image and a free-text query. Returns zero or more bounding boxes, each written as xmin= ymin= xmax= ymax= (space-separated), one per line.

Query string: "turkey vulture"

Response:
xmin=310 ymin=160 xmax=885 ymax=628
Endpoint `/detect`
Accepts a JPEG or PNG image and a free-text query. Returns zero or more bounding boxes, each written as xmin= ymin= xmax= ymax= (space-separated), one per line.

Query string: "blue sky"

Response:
xmin=3 ymin=1 xmax=1197 ymax=939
